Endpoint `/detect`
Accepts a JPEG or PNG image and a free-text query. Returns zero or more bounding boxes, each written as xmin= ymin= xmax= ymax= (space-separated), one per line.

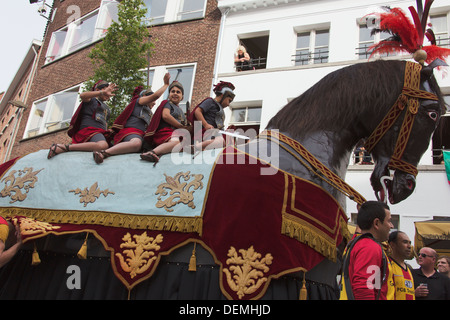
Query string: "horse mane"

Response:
xmin=266 ymin=60 xmax=436 ymax=140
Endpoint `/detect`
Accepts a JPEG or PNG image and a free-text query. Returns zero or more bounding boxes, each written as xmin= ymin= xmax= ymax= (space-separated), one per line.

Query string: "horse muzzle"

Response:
xmin=371 ymin=161 xmax=416 ymax=204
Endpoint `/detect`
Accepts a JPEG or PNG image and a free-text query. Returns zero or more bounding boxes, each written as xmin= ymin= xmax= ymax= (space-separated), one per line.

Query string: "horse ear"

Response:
xmin=421 ymin=59 xmax=448 ymax=81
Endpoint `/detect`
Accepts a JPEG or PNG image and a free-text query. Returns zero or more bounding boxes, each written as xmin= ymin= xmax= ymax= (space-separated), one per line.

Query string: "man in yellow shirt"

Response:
xmin=388 ymin=231 xmax=415 ymax=300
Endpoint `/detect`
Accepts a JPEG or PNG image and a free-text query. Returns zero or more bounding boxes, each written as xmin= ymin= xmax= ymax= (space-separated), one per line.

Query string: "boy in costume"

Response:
xmin=47 ymin=80 xmax=117 ymax=158
xmin=93 ymin=73 xmax=170 ymax=163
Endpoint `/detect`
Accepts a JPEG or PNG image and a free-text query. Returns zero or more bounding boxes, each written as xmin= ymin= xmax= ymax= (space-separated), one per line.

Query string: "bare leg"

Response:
xmin=152 ymin=140 xmax=181 ymax=156
xmin=105 ymin=138 xmax=142 ymax=156
xmin=93 ymin=138 xmax=143 ymax=164
xmin=196 ymin=136 xmax=225 ymax=151
xmin=67 ymin=140 xmax=109 ymax=152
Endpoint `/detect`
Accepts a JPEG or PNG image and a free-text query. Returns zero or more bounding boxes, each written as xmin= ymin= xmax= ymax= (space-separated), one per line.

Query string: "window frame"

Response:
xmin=357 ymin=21 xmax=392 ymax=60
xmin=293 ymin=28 xmax=330 ymax=66
xmin=24 ymin=85 xmax=83 ymax=139
xmin=430 ymin=13 xmax=450 ymax=48
xmin=229 ymin=105 xmax=262 ymax=126
xmin=143 ymin=0 xmax=207 ymax=26
xmin=44 ymin=0 xmax=119 ymax=65
xmin=162 ymin=63 xmax=197 ymax=113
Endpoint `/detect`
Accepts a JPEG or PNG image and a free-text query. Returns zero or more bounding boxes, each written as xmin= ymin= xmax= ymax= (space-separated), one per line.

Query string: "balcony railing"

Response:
xmin=235 ymin=57 xmax=267 ymax=71
xmin=291 ymin=50 xmax=329 ymax=65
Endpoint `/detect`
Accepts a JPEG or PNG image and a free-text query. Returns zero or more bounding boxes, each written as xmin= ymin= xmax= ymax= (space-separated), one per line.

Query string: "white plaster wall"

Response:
xmin=216 ymin=0 xmax=450 ymax=258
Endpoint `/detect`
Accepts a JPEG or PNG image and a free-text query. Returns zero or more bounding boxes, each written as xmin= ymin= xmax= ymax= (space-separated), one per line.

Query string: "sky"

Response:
xmin=0 ymin=1 xmax=48 ymax=93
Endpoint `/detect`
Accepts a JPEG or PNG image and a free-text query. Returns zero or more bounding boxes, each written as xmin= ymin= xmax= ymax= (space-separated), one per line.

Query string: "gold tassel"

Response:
xmin=77 ymin=233 xmax=89 ymax=260
xmin=188 ymin=243 xmax=197 ymax=272
xmin=32 ymin=243 xmax=41 ymax=266
xmin=299 ymin=272 xmax=307 ymax=300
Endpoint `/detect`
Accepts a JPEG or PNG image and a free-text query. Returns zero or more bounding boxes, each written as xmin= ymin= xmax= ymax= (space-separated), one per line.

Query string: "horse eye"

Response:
xmin=428 ymin=111 xmax=438 ymax=121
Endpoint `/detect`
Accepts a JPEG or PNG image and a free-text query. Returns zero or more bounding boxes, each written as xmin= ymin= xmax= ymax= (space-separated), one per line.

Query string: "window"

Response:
xmin=294 ymin=29 xmax=329 ymax=65
xmin=95 ymin=0 xmax=119 ymax=37
xmin=26 ymin=99 xmax=47 ymax=138
xmin=357 ymin=25 xmax=374 ymax=60
xmin=45 ymin=88 xmax=80 ymax=132
xmin=357 ymin=23 xmax=391 ymax=60
xmin=163 ymin=65 xmax=196 ymax=113
xmin=227 ymin=105 xmax=262 ymax=142
xmin=432 ymin=94 xmax=450 ymax=164
xmin=45 ymin=0 xmax=119 ymax=64
xmin=230 ymin=107 xmax=262 ymax=124
xmin=143 ymin=0 xmax=168 ymax=24
xmin=430 ymin=14 xmax=449 ymax=47
xmin=236 ymin=35 xmax=269 ymax=71
xmin=178 ymin=0 xmax=206 ymax=20
xmin=143 ymin=0 xmax=207 ymax=26
xmin=229 ymin=105 xmax=262 ymax=133
xmin=25 ymin=86 xmax=82 ymax=138
xmin=69 ymin=12 xmax=98 ymax=53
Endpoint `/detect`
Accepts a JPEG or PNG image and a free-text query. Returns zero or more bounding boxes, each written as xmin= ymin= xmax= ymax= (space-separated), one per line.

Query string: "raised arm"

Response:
xmin=80 ymin=83 xmax=117 ymax=102
xmin=139 ymin=73 xmax=171 ymax=106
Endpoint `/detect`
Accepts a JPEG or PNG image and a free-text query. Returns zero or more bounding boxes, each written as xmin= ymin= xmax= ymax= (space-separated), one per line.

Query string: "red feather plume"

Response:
xmin=368 ymin=0 xmax=450 ymax=64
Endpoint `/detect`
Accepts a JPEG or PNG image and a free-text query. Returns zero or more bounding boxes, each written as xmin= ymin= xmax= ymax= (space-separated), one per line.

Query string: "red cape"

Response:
xmin=111 ymin=96 xmax=140 ymax=133
xmin=143 ymin=100 xmax=169 ymax=144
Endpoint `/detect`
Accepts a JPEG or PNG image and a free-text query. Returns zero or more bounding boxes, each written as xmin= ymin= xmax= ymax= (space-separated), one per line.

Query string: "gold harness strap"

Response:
xmin=364 ymin=61 xmax=438 ymax=177
xmin=260 ymin=130 xmax=367 ymax=205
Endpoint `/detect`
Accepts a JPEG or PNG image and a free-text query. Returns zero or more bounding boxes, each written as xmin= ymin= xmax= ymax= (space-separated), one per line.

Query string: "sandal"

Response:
xmin=93 ymin=150 xmax=112 ymax=164
xmin=47 ymin=144 xmax=70 ymax=159
xmin=140 ymin=150 xmax=159 ymax=166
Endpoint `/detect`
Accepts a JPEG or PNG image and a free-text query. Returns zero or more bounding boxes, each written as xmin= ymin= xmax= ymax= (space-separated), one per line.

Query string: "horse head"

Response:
xmin=367 ymin=59 xmax=447 ymax=204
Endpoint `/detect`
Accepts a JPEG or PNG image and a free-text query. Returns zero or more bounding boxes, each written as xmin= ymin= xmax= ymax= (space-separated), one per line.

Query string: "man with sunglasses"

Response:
xmin=412 ymin=247 xmax=450 ymax=300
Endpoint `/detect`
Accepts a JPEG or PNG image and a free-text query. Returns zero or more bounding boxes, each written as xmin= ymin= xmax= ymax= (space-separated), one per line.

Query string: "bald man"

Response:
xmin=412 ymin=247 xmax=450 ymax=300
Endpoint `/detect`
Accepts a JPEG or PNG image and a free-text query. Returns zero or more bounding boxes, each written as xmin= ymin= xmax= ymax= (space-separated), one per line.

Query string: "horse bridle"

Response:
xmin=260 ymin=62 xmax=438 ymax=206
xmin=364 ymin=61 xmax=439 ymax=177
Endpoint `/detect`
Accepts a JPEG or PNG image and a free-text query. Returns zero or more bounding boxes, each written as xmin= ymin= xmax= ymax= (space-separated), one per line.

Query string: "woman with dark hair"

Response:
xmin=93 ymin=73 xmax=170 ymax=164
xmin=47 ymin=80 xmax=117 ymax=158
xmin=140 ymin=81 xmax=192 ymax=164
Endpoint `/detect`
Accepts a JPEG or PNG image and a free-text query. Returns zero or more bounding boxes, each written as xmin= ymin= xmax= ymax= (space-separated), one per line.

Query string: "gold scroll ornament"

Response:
xmin=115 ymin=232 xmax=164 ymax=279
xmin=12 ymin=217 xmax=60 ymax=236
xmin=69 ymin=182 xmax=115 ymax=207
xmin=223 ymin=246 xmax=273 ymax=299
xmin=0 ymin=167 xmax=43 ymax=204
xmin=155 ymin=171 xmax=204 ymax=212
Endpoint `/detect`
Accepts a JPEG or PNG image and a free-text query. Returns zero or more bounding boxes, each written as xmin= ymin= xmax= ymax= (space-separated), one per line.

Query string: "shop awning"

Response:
xmin=414 ymin=219 xmax=450 ymax=256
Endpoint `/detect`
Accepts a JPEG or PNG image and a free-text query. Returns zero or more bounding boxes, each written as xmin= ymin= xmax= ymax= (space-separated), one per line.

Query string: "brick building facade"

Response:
xmin=0 ymin=40 xmax=41 ymax=162
xmin=9 ymin=0 xmax=221 ymax=159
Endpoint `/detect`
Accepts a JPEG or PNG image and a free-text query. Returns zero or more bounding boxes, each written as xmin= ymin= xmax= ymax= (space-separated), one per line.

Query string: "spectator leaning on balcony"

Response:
xmin=47 ymin=80 xmax=118 ymax=159
xmin=234 ymin=45 xmax=251 ymax=71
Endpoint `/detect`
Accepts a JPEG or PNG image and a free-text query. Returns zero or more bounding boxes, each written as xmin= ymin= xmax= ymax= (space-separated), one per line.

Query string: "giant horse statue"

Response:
xmin=0 ymin=1 xmax=449 ymax=300
xmin=0 ymin=58 xmax=445 ymax=300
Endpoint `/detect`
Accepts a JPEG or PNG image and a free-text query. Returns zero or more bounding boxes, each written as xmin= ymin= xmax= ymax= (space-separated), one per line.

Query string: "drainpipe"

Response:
xmin=212 ymin=6 xmax=230 ymax=90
